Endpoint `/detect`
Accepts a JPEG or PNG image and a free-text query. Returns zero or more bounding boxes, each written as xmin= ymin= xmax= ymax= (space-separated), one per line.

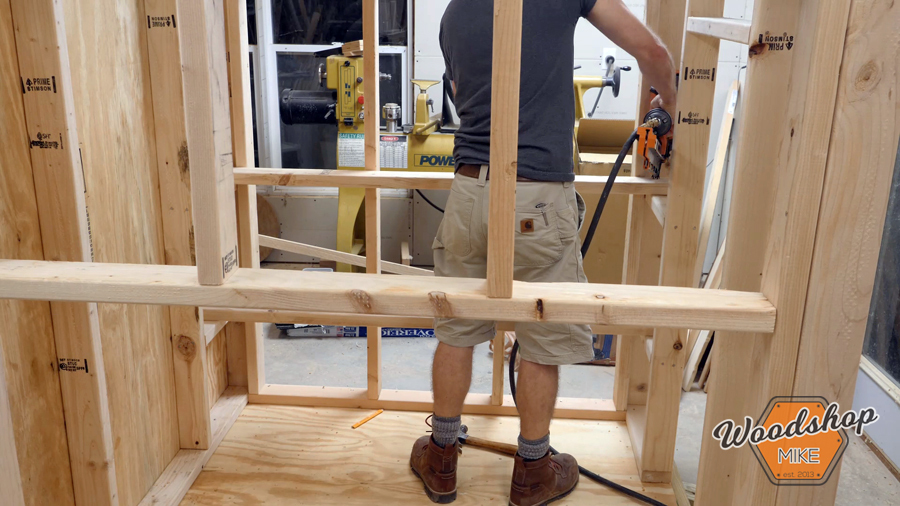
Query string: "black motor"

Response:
xmin=280 ymin=89 xmax=337 ymax=125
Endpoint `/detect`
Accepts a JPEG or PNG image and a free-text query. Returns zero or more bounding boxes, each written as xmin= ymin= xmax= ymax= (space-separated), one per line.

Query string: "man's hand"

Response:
xmin=650 ymin=93 xmax=674 ymax=114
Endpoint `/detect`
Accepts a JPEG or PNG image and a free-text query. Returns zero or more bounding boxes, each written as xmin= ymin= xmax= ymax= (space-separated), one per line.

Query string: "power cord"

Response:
xmin=416 ymin=189 xmax=445 ymax=213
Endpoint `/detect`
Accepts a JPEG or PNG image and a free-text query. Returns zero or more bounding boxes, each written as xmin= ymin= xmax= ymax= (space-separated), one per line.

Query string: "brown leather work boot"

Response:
xmin=508 ymin=452 xmax=579 ymax=506
xmin=410 ymin=435 xmax=459 ymax=503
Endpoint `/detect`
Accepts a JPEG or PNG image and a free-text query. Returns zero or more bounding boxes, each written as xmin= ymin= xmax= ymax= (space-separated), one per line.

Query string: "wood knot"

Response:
xmin=535 ymin=299 xmax=544 ymax=320
xmin=854 ymin=61 xmax=880 ymax=92
xmin=175 ymin=335 xmax=197 ymax=360
xmin=177 ymin=142 xmax=190 ymax=178
xmin=673 ymin=342 xmax=683 ymax=351
xmin=595 ymin=294 xmax=606 ymax=299
xmin=748 ymin=42 xmax=768 ymax=58
xmin=636 ymin=383 xmax=647 ymax=392
xmin=349 ymin=290 xmax=374 ymax=312
xmin=428 ymin=292 xmax=452 ymax=318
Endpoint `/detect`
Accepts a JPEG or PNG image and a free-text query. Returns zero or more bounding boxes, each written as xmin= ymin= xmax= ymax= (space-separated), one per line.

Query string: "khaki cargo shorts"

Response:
xmin=432 ymin=165 xmax=594 ymax=366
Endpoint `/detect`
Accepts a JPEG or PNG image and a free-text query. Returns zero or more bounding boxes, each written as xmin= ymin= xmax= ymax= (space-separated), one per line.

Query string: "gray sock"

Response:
xmin=431 ymin=415 xmax=461 ymax=447
xmin=517 ymin=433 xmax=550 ymax=461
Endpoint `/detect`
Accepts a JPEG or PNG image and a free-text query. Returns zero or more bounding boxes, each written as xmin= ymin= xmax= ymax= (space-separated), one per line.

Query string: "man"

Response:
xmin=409 ymin=0 xmax=677 ymax=504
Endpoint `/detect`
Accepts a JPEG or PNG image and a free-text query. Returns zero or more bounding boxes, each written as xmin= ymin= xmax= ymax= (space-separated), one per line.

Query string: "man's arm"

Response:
xmin=585 ymin=0 xmax=677 ymax=113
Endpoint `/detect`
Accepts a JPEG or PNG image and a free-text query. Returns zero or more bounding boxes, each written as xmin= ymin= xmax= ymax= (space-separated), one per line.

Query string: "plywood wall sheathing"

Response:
xmin=0 ymin=1 xmax=76 ymax=503
xmin=206 ymin=330 xmax=228 ymax=407
xmin=61 ymin=0 xmax=182 ymax=502
xmin=8 ymin=0 xmax=121 ymax=503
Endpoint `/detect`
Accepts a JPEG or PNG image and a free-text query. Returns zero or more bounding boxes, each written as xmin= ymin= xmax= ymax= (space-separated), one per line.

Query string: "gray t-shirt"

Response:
xmin=440 ymin=0 xmax=598 ymax=182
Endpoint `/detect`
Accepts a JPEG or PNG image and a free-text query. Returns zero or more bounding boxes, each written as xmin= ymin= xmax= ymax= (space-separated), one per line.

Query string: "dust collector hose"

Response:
xmin=580 ymin=129 xmax=640 ymax=258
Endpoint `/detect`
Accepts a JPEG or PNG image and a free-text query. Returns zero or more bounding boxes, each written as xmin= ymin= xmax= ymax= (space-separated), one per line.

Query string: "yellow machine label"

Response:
xmin=338 ymin=133 xmax=365 ymax=168
xmin=380 ymin=135 xmax=408 ymax=169
xmin=339 ymin=66 xmax=357 ymax=120
xmin=414 ymin=154 xmax=455 ymax=169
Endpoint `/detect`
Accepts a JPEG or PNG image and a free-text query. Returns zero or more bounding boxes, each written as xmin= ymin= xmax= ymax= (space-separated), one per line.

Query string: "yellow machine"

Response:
xmin=316 ymin=53 xmax=455 ymax=270
xmin=279 ymin=47 xmax=624 ymax=270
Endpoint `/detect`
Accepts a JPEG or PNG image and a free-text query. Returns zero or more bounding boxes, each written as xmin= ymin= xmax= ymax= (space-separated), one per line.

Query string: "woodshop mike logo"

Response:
xmin=711 ymin=397 xmax=878 ymax=486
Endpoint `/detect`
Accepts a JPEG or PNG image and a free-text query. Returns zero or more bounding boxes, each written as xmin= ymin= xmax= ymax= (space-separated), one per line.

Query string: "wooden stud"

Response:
xmin=223 ymin=0 xmax=263 ymax=395
xmin=363 ymin=0 xmax=382 ymax=401
xmin=615 ymin=0 xmax=686 ymax=418
xmin=486 ymin=0 xmax=523 ymax=299
xmin=232 ymin=168 xmax=670 ymax=195
xmin=0 ymin=260 xmax=777 ymax=333
xmin=400 ymin=242 xmax=412 ymax=266
xmin=0 ymin=340 xmax=24 ymax=506
xmin=696 ymin=0 xmax=854 ymax=503
xmin=686 ymin=17 xmax=752 ymax=44
xmin=144 ymin=0 xmax=212 ymax=451
xmin=640 ymin=0 xmax=725 ymax=482
xmin=250 ymin=385 xmax=623 ymax=421
xmin=259 ymin=235 xmax=433 ymax=276
xmin=492 ymin=322 xmax=515 ymax=405
xmin=177 ymin=0 xmax=239 ymax=285
xmin=775 ymin=1 xmax=899 ymax=502
xmin=8 ymin=1 xmax=119 ymax=503
xmin=173 ymin=307 xmax=211 ymax=449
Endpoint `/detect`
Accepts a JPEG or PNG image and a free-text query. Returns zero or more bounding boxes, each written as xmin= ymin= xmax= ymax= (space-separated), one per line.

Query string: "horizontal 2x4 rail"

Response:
xmin=0 ymin=259 xmax=774 ymax=333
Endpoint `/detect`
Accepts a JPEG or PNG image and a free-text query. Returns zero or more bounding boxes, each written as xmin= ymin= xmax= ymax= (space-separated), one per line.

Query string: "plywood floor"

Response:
xmin=181 ymin=404 xmax=675 ymax=505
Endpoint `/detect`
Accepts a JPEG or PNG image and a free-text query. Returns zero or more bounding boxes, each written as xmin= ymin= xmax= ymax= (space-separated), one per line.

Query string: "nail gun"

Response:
xmin=636 ymin=87 xmax=674 ymax=179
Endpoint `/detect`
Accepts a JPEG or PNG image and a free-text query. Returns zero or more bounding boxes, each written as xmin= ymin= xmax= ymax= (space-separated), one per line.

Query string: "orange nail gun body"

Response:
xmin=637 ymin=107 xmax=672 ymax=179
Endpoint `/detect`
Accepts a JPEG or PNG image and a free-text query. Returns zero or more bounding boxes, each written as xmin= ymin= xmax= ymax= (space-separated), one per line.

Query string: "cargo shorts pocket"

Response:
xmin=433 ymin=189 xmax=475 ymax=257
xmin=514 ymin=203 xmax=564 ymax=267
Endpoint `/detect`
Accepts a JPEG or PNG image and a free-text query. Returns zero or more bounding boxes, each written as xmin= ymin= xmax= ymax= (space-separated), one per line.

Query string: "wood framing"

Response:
xmin=250 ymin=385 xmax=623 ymax=422
xmin=686 ymin=17 xmax=752 ymax=44
xmin=616 ymin=0 xmax=685 ymax=420
xmin=259 ymin=235 xmax=433 ymax=276
xmin=774 ymin=0 xmax=899 ymax=502
xmin=485 ymin=0 xmax=523 ymax=298
xmin=0 ymin=0 xmax=75 ymax=501
xmin=203 ymin=308 xmax=654 ymax=338
xmin=235 ymin=168 xmax=669 ymax=195
xmin=178 ymin=0 xmax=239 ymax=285
xmin=225 ymin=0 xmax=264 ymax=396
xmin=137 ymin=387 xmax=247 ymax=506
xmin=0 ymin=0 xmax=893 ymax=503
xmin=697 ymin=0 xmax=855 ymax=503
xmin=638 ymin=0 xmax=725 ymax=483
xmin=363 ymin=0 xmax=382 ymax=401
xmin=0 ymin=340 xmax=24 ymax=506
xmin=8 ymin=0 xmax=119 ymax=503
xmin=145 ymin=0 xmax=212 ymax=451
xmin=0 ymin=260 xmax=776 ymax=333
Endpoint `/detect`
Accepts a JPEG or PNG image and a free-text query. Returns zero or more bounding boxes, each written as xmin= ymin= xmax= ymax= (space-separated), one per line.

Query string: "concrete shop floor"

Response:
xmin=262 ymin=324 xmax=900 ymax=504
